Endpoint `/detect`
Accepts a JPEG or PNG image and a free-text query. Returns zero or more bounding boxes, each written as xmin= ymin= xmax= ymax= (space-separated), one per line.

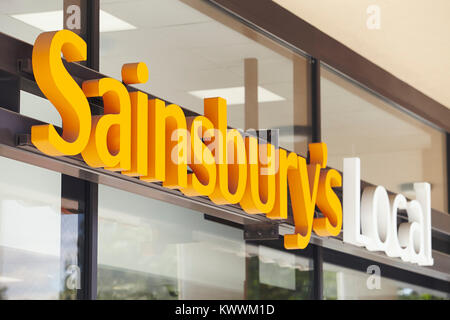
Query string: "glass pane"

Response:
xmin=20 ymin=90 xmax=62 ymax=126
xmin=321 ymin=66 xmax=448 ymax=212
xmin=0 ymin=155 xmax=75 ymax=299
xmin=97 ymin=184 xmax=246 ymax=299
xmin=99 ymin=0 xmax=311 ymax=156
xmin=0 ymin=0 xmax=62 ymax=44
xmin=245 ymin=243 xmax=313 ymax=299
xmin=323 ymin=262 xmax=449 ymax=300
xmin=0 ymin=157 xmax=86 ymax=300
xmin=97 ymin=184 xmax=313 ymax=299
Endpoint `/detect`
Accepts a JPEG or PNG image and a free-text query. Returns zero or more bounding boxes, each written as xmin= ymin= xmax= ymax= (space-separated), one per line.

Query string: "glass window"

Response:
xmin=0 ymin=1 xmax=66 ymax=123
xmin=99 ymin=0 xmax=311 ymax=156
xmin=20 ymin=90 xmax=62 ymax=126
xmin=323 ymin=262 xmax=449 ymax=300
xmin=0 ymin=155 xmax=84 ymax=300
xmin=97 ymin=184 xmax=313 ymax=300
xmin=97 ymin=184 xmax=246 ymax=300
xmin=321 ymin=66 xmax=448 ymax=212
xmin=0 ymin=0 xmax=62 ymax=44
xmin=245 ymin=242 xmax=313 ymax=300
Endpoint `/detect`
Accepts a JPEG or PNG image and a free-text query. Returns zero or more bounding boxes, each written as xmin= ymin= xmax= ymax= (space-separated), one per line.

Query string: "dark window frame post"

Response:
xmin=86 ymin=0 xmax=99 ymax=71
xmin=309 ymin=57 xmax=324 ymax=300
xmin=82 ymin=0 xmax=100 ymax=300
xmin=62 ymin=0 xmax=100 ymax=300
xmin=312 ymin=244 xmax=324 ymax=300
xmin=447 ymin=132 xmax=450 ymax=212
xmin=310 ymin=57 xmax=321 ymax=144
xmin=83 ymin=181 xmax=98 ymax=300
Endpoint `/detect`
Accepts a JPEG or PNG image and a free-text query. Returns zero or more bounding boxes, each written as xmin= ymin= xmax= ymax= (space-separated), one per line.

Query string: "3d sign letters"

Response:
xmin=30 ymin=30 xmax=343 ymax=251
xmin=343 ymin=158 xmax=433 ymax=266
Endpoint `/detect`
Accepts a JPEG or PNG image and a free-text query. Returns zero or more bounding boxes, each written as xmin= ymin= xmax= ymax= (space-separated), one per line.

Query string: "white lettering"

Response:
xmin=343 ymin=158 xmax=433 ymax=266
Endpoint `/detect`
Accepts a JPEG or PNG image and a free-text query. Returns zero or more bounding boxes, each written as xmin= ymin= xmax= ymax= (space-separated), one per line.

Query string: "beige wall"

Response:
xmin=273 ymin=0 xmax=450 ymax=110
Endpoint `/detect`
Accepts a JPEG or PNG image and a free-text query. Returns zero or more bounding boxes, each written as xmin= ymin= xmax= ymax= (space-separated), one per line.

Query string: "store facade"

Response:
xmin=0 ymin=0 xmax=448 ymax=300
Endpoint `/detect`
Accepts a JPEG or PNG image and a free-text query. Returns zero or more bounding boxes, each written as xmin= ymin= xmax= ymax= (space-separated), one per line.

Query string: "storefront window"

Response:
xmin=321 ymin=66 xmax=448 ymax=212
xmin=0 ymin=1 xmax=64 ymax=123
xmin=97 ymin=184 xmax=246 ymax=299
xmin=323 ymin=262 xmax=449 ymax=300
xmin=97 ymin=184 xmax=314 ymax=300
xmin=0 ymin=1 xmax=62 ymax=44
xmin=99 ymin=0 xmax=311 ymax=155
xmin=245 ymin=243 xmax=313 ymax=300
xmin=0 ymin=156 xmax=80 ymax=299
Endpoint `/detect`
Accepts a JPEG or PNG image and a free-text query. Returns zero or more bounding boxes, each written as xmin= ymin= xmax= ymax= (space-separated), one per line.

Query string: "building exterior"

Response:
xmin=0 ymin=0 xmax=448 ymax=300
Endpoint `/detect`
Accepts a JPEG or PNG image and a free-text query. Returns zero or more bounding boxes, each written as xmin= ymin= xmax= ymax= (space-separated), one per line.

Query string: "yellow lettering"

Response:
xmin=267 ymin=149 xmax=298 ymax=219
xmin=284 ymin=143 xmax=326 ymax=249
xmin=181 ymin=116 xmax=216 ymax=196
xmin=141 ymin=99 xmax=187 ymax=189
xmin=205 ymin=98 xmax=247 ymax=204
xmin=29 ymin=30 xmax=344 ymax=251
xmin=31 ymin=30 xmax=91 ymax=156
xmin=81 ymin=78 xmax=131 ymax=172
xmin=240 ymin=137 xmax=276 ymax=214
xmin=313 ymin=169 xmax=343 ymax=237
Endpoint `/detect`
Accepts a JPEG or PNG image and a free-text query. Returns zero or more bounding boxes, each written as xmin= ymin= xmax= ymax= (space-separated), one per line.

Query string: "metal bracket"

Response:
xmin=244 ymin=222 xmax=279 ymax=241
xmin=17 ymin=58 xmax=33 ymax=75
xmin=16 ymin=133 xmax=32 ymax=147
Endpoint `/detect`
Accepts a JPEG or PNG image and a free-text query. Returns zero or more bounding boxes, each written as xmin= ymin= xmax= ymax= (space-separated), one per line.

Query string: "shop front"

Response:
xmin=0 ymin=0 xmax=448 ymax=300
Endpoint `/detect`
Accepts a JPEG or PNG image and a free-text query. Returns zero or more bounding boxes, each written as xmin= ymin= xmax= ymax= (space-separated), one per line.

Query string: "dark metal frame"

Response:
xmin=309 ymin=57 xmax=324 ymax=299
xmin=312 ymin=245 xmax=324 ymax=300
xmin=0 ymin=0 xmax=447 ymax=300
xmin=447 ymin=132 xmax=450 ymax=214
xmin=310 ymin=57 xmax=321 ymax=144
xmin=83 ymin=181 xmax=98 ymax=299
xmin=80 ymin=0 xmax=99 ymax=300
xmin=86 ymin=0 xmax=99 ymax=71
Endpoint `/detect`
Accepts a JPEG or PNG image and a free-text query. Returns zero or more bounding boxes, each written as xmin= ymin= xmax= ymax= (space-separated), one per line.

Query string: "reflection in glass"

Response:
xmin=0 ymin=0 xmax=62 ymax=44
xmin=99 ymin=0 xmax=311 ymax=156
xmin=98 ymin=184 xmax=246 ymax=300
xmin=20 ymin=90 xmax=62 ymax=126
xmin=321 ymin=66 xmax=448 ymax=212
xmin=323 ymin=262 xmax=448 ymax=300
xmin=97 ymin=185 xmax=313 ymax=300
xmin=0 ymin=156 xmax=61 ymax=299
xmin=245 ymin=244 xmax=313 ymax=300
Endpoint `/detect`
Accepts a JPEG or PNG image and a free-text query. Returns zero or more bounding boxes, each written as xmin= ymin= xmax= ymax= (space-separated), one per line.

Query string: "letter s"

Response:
xmin=181 ymin=116 xmax=216 ymax=197
xmin=31 ymin=30 xmax=91 ymax=156
xmin=313 ymin=169 xmax=343 ymax=237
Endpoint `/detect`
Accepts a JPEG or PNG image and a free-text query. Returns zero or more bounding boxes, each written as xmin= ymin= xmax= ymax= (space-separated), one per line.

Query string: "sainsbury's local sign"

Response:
xmin=29 ymin=30 xmax=433 ymax=266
